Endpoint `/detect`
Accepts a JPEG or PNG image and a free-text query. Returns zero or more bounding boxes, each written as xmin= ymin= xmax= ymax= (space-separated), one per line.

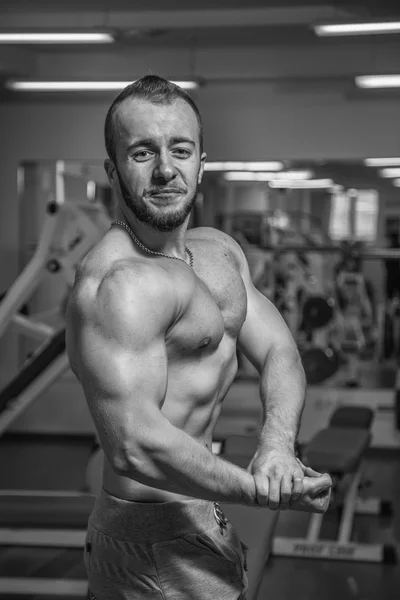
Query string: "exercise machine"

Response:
xmin=272 ymin=406 xmax=397 ymax=563
xmin=0 ymin=163 xmax=111 ymax=596
xmin=263 ymin=240 xmax=400 ymax=366
xmin=0 ymin=162 xmax=111 ymax=341
xmin=0 ymin=328 xmax=69 ymax=437
xmin=298 ymin=294 xmax=341 ymax=385
xmin=0 ymin=172 xmax=110 ymax=437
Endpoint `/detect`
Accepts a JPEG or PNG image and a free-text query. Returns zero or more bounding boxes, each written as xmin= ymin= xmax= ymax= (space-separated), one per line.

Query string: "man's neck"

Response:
xmin=115 ymin=208 xmax=190 ymax=260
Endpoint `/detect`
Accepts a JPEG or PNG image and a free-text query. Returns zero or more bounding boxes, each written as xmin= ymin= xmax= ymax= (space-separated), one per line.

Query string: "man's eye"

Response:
xmin=173 ymin=148 xmax=191 ymax=157
xmin=134 ymin=151 xmax=153 ymax=161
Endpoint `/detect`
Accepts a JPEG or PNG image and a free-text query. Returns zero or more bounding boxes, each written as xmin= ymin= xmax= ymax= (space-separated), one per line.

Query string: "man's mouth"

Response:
xmin=149 ymin=189 xmax=185 ymax=196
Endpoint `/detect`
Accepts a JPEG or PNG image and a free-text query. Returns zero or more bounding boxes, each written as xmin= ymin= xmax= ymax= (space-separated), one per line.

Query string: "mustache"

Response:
xmin=115 ymin=169 xmax=187 ymax=198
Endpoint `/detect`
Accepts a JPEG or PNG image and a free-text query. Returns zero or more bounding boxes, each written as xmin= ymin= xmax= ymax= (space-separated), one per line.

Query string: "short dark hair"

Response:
xmin=104 ymin=75 xmax=203 ymax=164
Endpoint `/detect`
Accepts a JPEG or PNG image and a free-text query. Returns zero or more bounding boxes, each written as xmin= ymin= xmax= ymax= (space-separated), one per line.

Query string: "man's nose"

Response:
xmin=153 ymin=152 xmax=176 ymax=181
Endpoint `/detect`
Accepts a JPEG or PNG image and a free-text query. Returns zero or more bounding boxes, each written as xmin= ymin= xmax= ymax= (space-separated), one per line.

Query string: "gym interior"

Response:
xmin=1 ymin=1 xmax=400 ymax=598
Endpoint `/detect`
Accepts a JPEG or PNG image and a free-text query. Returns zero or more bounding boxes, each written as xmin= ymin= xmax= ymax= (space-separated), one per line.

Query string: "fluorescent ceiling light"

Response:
xmin=0 ymin=33 xmax=114 ymax=43
xmin=364 ymin=158 xmax=400 ymax=167
xmin=314 ymin=22 xmax=400 ymax=36
xmin=205 ymin=161 xmax=283 ymax=172
xmin=224 ymin=170 xmax=313 ymax=182
xmin=6 ymin=80 xmax=198 ymax=92
xmin=271 ymin=170 xmax=313 ymax=180
xmin=224 ymin=172 xmax=277 ymax=182
xmin=355 ymin=75 xmax=400 ymax=89
xmin=269 ymin=179 xmax=334 ymax=189
xmin=392 ymin=179 xmax=400 ymax=187
xmin=379 ymin=168 xmax=400 ymax=178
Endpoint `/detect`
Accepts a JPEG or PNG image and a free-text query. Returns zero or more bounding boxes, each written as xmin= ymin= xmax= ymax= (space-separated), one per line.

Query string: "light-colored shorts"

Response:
xmin=85 ymin=488 xmax=248 ymax=600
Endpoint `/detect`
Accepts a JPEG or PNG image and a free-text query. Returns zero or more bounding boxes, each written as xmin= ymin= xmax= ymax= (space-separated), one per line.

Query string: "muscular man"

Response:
xmin=66 ymin=75 xmax=332 ymax=600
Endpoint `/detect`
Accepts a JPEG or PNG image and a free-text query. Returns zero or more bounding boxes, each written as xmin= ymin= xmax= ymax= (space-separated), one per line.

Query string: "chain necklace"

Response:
xmin=112 ymin=220 xmax=194 ymax=268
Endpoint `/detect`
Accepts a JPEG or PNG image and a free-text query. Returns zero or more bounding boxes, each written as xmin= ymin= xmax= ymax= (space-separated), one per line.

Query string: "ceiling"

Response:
xmin=0 ymin=4 xmax=396 ymax=97
xmin=0 ymin=2 xmax=399 ymax=77
xmin=0 ymin=0 xmax=399 ymax=13
xmin=2 ymin=1 xmax=400 ymax=191
xmin=0 ymin=0 xmax=369 ymax=12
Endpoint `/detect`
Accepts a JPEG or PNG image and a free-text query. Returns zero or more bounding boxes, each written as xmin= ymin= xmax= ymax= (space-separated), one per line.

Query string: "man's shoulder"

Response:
xmin=100 ymin=257 xmax=168 ymax=291
xmin=67 ymin=257 xmax=179 ymax=350
xmin=188 ymin=227 xmax=243 ymax=265
xmin=188 ymin=226 xmax=239 ymax=250
xmin=71 ymin=255 xmax=172 ymax=323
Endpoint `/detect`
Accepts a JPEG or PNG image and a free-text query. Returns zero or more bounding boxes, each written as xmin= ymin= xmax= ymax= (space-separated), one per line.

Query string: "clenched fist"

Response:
xmin=247 ymin=446 xmax=332 ymax=513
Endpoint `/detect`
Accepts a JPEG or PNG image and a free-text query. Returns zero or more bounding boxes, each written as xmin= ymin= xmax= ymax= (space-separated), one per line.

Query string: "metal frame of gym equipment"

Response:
xmin=0 ymin=162 xmax=111 ymax=596
xmin=0 ymin=164 xmax=111 ymax=430
xmin=0 ymin=161 xmax=111 ymax=340
xmin=271 ymin=406 xmax=397 ymax=564
xmin=272 ymin=467 xmax=394 ymax=563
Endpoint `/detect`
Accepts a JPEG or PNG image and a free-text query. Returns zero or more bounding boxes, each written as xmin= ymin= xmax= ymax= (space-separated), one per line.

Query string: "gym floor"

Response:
xmin=1 ymin=364 xmax=400 ymax=599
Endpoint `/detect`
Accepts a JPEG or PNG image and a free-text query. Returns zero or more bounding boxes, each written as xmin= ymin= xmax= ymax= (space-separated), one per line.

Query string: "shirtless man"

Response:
xmin=66 ymin=75 xmax=332 ymax=600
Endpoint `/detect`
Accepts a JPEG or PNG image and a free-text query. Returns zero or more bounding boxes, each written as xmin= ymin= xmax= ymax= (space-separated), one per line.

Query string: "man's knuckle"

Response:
xmin=271 ymin=465 xmax=282 ymax=478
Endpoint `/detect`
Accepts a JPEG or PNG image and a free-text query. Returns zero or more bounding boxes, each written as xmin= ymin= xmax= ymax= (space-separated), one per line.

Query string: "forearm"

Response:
xmin=258 ymin=345 xmax=306 ymax=452
xmin=123 ymin=421 xmax=257 ymax=506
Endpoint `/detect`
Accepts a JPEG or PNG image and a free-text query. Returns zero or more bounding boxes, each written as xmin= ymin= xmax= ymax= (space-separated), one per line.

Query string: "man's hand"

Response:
xmin=247 ymin=446 xmax=333 ymax=513
xmin=247 ymin=446 xmax=307 ymax=510
xmin=291 ymin=467 xmax=332 ymax=514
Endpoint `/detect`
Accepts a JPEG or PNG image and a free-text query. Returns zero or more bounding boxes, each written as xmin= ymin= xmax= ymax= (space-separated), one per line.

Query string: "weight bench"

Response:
xmin=272 ymin=405 xmax=397 ymax=564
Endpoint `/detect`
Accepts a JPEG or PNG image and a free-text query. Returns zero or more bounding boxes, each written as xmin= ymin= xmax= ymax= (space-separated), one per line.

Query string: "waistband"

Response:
xmin=89 ymin=488 xmax=224 ymax=544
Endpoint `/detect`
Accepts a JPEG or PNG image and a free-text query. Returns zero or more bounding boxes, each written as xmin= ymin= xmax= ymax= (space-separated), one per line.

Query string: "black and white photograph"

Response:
xmin=0 ymin=1 xmax=400 ymax=599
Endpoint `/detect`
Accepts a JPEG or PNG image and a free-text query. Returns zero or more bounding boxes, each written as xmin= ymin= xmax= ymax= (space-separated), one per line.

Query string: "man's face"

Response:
xmin=106 ymin=97 xmax=206 ymax=232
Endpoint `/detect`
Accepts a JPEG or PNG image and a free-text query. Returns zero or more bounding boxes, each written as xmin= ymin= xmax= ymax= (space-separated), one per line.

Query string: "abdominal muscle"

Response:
xmin=102 ymin=350 xmax=239 ymax=503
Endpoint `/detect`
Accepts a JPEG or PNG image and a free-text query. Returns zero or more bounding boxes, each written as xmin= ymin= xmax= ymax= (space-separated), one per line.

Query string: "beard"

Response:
xmin=116 ymin=168 xmax=199 ymax=233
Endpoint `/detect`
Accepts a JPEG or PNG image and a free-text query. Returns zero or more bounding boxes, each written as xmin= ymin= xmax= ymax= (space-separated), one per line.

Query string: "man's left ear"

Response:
xmin=198 ymin=152 xmax=207 ymax=184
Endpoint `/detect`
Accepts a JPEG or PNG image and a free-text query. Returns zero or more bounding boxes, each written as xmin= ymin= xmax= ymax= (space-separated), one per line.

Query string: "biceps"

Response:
xmin=238 ymin=289 xmax=297 ymax=370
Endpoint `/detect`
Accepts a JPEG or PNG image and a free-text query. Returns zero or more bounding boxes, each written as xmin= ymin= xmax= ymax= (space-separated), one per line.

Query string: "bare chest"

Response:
xmin=167 ymin=250 xmax=247 ymax=356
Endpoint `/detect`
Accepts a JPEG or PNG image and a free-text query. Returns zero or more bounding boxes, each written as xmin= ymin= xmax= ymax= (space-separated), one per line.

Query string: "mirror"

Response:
xmin=14 ymin=158 xmax=400 ymax=388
